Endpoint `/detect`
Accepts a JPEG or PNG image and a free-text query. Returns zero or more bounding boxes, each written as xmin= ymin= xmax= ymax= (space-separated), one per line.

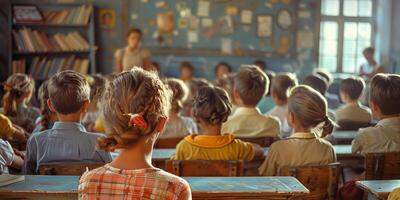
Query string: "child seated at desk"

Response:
xmin=33 ymin=81 xmax=57 ymax=133
xmin=23 ymin=71 xmax=112 ymax=174
xmin=222 ymin=65 xmax=280 ymax=138
xmin=79 ymin=68 xmax=191 ymax=199
xmin=0 ymin=114 xmax=24 ymax=174
xmin=335 ymin=77 xmax=372 ymax=128
xmin=352 ymin=73 xmax=400 ymax=154
xmin=259 ymin=85 xmax=336 ymax=176
xmin=160 ymin=78 xmax=197 ymax=139
xmin=173 ymin=85 xmax=264 ymax=161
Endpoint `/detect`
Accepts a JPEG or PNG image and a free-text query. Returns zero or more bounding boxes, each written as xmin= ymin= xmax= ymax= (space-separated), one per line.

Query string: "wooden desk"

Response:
xmin=186 ymin=176 xmax=309 ymax=200
xmin=0 ymin=176 xmax=309 ymax=200
xmin=356 ymin=180 xmax=400 ymax=200
xmin=331 ymin=130 xmax=357 ymax=145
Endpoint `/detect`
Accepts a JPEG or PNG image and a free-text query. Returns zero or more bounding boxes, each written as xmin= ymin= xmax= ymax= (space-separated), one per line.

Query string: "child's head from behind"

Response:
xmin=3 ymin=73 xmax=35 ymax=116
xmin=165 ymin=78 xmax=189 ymax=114
xmin=97 ymin=68 xmax=171 ymax=152
xmin=369 ymin=73 xmax=400 ymax=119
xmin=340 ymin=77 xmax=365 ymax=103
xmin=271 ymin=73 xmax=298 ymax=104
xmin=87 ymin=74 xmax=107 ymax=110
xmin=288 ymin=85 xmax=334 ymax=138
xmin=48 ymin=70 xmax=90 ymax=117
xmin=303 ymin=74 xmax=328 ymax=95
xmin=192 ymin=86 xmax=232 ymax=128
xmin=234 ymin=65 xmax=269 ymax=107
xmin=180 ymin=61 xmax=194 ymax=81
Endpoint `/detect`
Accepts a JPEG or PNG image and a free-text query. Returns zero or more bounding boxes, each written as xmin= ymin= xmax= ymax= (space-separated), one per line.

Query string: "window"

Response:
xmin=319 ymin=0 xmax=375 ymax=73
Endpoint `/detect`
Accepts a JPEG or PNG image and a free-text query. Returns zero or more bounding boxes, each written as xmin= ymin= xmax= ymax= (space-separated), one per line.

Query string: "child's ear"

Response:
xmin=287 ymin=112 xmax=295 ymax=127
xmin=369 ymin=100 xmax=381 ymax=118
xmin=47 ymin=99 xmax=57 ymax=113
xmin=81 ymin=100 xmax=90 ymax=113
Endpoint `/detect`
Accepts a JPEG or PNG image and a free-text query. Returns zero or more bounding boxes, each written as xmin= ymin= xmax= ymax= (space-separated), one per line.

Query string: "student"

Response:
xmin=335 ymin=77 xmax=372 ymax=127
xmin=214 ymin=73 xmax=237 ymax=113
xmin=182 ymin=78 xmax=212 ymax=117
xmin=359 ymin=47 xmax=384 ymax=80
xmin=315 ymin=69 xmax=341 ymax=109
xmin=0 ymin=113 xmax=26 ymax=148
xmin=173 ymin=85 xmax=263 ymax=160
xmin=214 ymin=62 xmax=232 ymax=81
xmin=389 ymin=188 xmax=400 ymax=200
xmin=114 ymin=28 xmax=151 ymax=72
xmin=222 ymin=65 xmax=280 ymax=138
xmin=180 ymin=61 xmax=195 ymax=84
xmin=257 ymin=71 xmax=276 ymax=113
xmin=259 ymin=85 xmax=337 ymax=176
xmin=2 ymin=74 xmax=40 ymax=133
xmin=267 ymin=73 xmax=298 ymax=138
xmin=254 ymin=60 xmax=266 ymax=71
xmin=160 ymin=78 xmax=198 ymax=139
xmin=23 ymin=71 xmax=112 ymax=174
xmin=352 ymin=73 xmax=400 ymax=154
xmin=79 ymin=68 xmax=191 ymax=199
xmin=33 ymin=81 xmax=57 ymax=133
xmin=82 ymin=74 xmax=106 ymax=132
xmin=303 ymin=74 xmax=336 ymax=120
xmin=0 ymin=139 xmax=24 ymax=174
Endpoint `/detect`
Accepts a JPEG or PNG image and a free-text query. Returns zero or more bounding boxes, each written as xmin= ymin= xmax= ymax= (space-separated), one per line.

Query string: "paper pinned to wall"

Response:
xmin=201 ymin=18 xmax=213 ymax=28
xmin=298 ymin=10 xmax=311 ymax=18
xmin=225 ymin=5 xmax=239 ymax=15
xmin=240 ymin=10 xmax=253 ymax=24
xmin=188 ymin=30 xmax=199 ymax=43
xmin=297 ymin=31 xmax=314 ymax=49
xmin=221 ymin=38 xmax=232 ymax=54
xmin=197 ymin=0 xmax=210 ymax=17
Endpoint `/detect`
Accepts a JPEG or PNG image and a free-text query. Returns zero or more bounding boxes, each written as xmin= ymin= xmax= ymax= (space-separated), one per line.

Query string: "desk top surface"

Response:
xmin=0 ymin=175 xmax=309 ymax=195
xmin=356 ymin=180 xmax=400 ymax=199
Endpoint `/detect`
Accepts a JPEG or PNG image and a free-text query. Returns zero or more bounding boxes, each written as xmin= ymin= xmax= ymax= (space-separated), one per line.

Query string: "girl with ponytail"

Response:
xmin=79 ymin=68 xmax=191 ymax=200
xmin=159 ymin=78 xmax=198 ymax=139
xmin=2 ymin=73 xmax=39 ymax=132
xmin=259 ymin=85 xmax=337 ymax=176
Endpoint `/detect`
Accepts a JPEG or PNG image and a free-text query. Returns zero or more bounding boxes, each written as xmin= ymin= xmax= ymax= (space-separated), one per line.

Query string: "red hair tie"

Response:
xmin=128 ymin=113 xmax=148 ymax=130
xmin=3 ymin=83 xmax=13 ymax=92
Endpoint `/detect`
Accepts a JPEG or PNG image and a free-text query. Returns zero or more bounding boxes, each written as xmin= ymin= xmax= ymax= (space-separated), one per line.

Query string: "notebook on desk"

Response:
xmin=0 ymin=174 xmax=25 ymax=187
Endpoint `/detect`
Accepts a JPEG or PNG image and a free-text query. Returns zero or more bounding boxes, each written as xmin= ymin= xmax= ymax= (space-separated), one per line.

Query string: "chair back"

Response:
xmin=165 ymin=160 xmax=244 ymax=176
xmin=365 ymin=151 xmax=400 ymax=180
xmin=154 ymin=137 xmax=183 ymax=148
xmin=279 ymin=163 xmax=342 ymax=200
xmin=39 ymin=162 xmax=105 ymax=175
xmin=236 ymin=137 xmax=277 ymax=147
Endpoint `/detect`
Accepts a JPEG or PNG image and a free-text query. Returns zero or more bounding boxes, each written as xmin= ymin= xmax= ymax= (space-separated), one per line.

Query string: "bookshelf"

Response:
xmin=8 ymin=3 xmax=96 ymax=80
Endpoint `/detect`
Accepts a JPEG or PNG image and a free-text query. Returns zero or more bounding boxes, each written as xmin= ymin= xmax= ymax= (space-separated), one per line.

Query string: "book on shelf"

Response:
xmin=13 ymin=5 xmax=43 ymax=24
xmin=27 ymin=56 xmax=89 ymax=80
xmin=42 ymin=5 xmax=92 ymax=25
xmin=12 ymin=59 xmax=26 ymax=74
xmin=13 ymin=28 xmax=90 ymax=53
xmin=0 ymin=174 xmax=25 ymax=187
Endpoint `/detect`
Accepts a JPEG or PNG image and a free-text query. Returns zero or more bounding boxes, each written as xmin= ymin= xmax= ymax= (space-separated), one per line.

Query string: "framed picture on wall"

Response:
xmin=257 ymin=15 xmax=272 ymax=37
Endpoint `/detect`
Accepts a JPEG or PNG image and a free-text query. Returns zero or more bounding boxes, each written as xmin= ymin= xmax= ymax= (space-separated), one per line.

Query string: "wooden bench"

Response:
xmin=365 ymin=152 xmax=400 ymax=180
xmin=278 ymin=163 xmax=342 ymax=200
xmin=154 ymin=137 xmax=184 ymax=148
xmin=356 ymin=180 xmax=400 ymax=200
xmin=165 ymin=160 xmax=244 ymax=176
xmin=237 ymin=136 xmax=277 ymax=147
xmin=39 ymin=163 xmax=105 ymax=176
xmin=0 ymin=175 xmax=310 ymax=200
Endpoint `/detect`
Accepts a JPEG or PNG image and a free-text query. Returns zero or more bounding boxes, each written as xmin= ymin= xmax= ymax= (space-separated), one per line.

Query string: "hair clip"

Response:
xmin=128 ymin=113 xmax=148 ymax=130
xmin=3 ymin=83 xmax=13 ymax=92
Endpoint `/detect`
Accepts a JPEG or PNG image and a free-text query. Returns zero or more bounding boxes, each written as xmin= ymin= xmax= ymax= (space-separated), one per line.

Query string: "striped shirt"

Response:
xmin=79 ymin=164 xmax=191 ymax=200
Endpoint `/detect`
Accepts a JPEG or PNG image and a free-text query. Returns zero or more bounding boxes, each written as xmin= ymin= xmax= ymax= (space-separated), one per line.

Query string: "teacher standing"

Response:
xmin=114 ymin=28 xmax=151 ymax=72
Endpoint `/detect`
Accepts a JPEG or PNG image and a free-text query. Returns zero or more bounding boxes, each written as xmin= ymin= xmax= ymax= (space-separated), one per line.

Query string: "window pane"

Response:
xmin=343 ymin=40 xmax=357 ymax=56
xmin=320 ymin=56 xmax=337 ymax=72
xmin=343 ymin=57 xmax=357 ymax=73
xmin=321 ymin=0 xmax=340 ymax=16
xmin=344 ymin=22 xmax=358 ymax=40
xmin=320 ymin=21 xmax=338 ymax=39
xmin=358 ymin=23 xmax=371 ymax=40
xmin=344 ymin=0 xmax=358 ymax=16
xmin=359 ymin=0 xmax=372 ymax=17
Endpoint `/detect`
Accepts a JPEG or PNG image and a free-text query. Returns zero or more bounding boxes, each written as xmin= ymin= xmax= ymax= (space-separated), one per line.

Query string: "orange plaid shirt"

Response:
xmin=79 ymin=164 xmax=191 ymax=200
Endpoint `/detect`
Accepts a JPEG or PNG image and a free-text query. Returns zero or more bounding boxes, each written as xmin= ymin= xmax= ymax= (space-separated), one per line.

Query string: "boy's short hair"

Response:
xmin=272 ymin=73 xmax=298 ymax=101
xmin=48 ymin=70 xmax=90 ymax=115
xmin=303 ymin=74 xmax=328 ymax=95
xmin=363 ymin=47 xmax=375 ymax=55
xmin=315 ymin=69 xmax=333 ymax=85
xmin=370 ymin=73 xmax=400 ymax=115
xmin=180 ymin=61 xmax=194 ymax=73
xmin=126 ymin=28 xmax=142 ymax=39
xmin=340 ymin=77 xmax=365 ymax=100
xmin=253 ymin=60 xmax=266 ymax=71
xmin=234 ymin=65 xmax=269 ymax=106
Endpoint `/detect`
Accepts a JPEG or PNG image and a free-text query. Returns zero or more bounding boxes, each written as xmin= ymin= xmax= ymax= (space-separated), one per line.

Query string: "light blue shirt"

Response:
xmin=23 ymin=122 xmax=112 ymax=174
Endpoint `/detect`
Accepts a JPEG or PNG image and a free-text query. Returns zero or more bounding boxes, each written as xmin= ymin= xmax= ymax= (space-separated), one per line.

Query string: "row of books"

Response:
xmin=13 ymin=28 xmax=90 ymax=53
xmin=42 ymin=5 xmax=92 ymax=25
xmin=11 ymin=59 xmax=26 ymax=74
xmin=27 ymin=56 xmax=89 ymax=80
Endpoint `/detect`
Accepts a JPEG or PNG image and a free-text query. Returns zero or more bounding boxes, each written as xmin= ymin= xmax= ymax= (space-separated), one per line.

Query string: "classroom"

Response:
xmin=0 ymin=0 xmax=399 ymax=199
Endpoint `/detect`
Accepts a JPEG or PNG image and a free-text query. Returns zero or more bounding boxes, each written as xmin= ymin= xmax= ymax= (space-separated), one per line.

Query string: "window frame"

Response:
xmin=318 ymin=0 xmax=377 ymax=73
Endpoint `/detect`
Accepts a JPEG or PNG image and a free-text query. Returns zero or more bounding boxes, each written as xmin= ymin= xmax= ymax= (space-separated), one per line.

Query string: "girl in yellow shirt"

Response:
xmin=173 ymin=86 xmax=263 ymax=161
